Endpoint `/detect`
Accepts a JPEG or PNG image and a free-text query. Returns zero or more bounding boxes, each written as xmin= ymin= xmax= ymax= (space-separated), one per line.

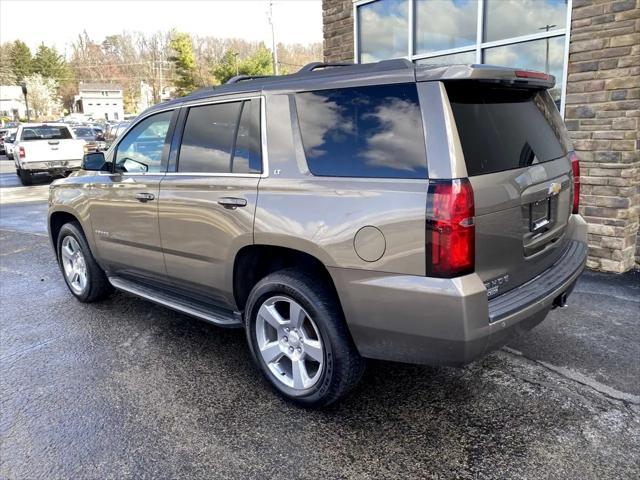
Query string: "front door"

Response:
xmin=159 ymin=98 xmax=263 ymax=308
xmin=89 ymin=109 xmax=176 ymax=281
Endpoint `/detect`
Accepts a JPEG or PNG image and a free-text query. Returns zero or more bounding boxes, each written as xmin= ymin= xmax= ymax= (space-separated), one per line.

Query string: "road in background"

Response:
xmin=1 ymin=156 xmax=638 ymax=479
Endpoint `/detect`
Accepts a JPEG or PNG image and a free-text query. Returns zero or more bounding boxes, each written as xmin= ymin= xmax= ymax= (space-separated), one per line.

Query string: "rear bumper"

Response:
xmin=330 ymin=214 xmax=588 ymax=366
xmin=19 ymin=159 xmax=82 ymax=172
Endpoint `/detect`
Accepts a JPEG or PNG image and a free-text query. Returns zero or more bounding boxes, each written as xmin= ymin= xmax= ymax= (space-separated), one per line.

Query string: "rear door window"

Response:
xmin=295 ymin=83 xmax=427 ymax=178
xmin=178 ymin=99 xmax=262 ymax=174
xmin=446 ymin=83 xmax=570 ymax=177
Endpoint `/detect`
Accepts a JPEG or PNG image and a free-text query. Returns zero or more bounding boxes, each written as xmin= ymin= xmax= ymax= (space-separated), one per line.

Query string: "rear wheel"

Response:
xmin=57 ymin=222 xmax=113 ymax=302
xmin=245 ymin=269 xmax=365 ymax=408
xmin=19 ymin=169 xmax=32 ymax=186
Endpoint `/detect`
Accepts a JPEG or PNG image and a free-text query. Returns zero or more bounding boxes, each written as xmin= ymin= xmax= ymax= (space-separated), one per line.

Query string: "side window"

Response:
xmin=115 ymin=111 xmax=173 ymax=174
xmin=295 ymin=84 xmax=427 ymax=179
xmin=178 ymin=99 xmax=262 ymax=174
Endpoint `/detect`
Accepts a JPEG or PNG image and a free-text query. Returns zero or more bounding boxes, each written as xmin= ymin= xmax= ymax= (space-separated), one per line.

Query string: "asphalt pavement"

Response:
xmin=1 ymin=157 xmax=639 ymax=479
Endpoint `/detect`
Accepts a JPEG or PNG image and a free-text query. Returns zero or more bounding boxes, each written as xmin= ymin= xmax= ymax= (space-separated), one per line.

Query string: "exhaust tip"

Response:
xmin=553 ymin=292 xmax=568 ymax=309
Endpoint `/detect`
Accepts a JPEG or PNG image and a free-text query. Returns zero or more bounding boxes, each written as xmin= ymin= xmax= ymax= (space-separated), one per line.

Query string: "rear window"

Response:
xmin=21 ymin=126 xmax=72 ymax=141
xmin=446 ymin=83 xmax=570 ymax=177
xmin=295 ymin=83 xmax=427 ymax=179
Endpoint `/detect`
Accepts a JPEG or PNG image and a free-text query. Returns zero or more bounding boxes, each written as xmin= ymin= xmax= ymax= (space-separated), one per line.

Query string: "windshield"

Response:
xmin=74 ymin=127 xmax=96 ymax=139
xmin=21 ymin=126 xmax=72 ymax=141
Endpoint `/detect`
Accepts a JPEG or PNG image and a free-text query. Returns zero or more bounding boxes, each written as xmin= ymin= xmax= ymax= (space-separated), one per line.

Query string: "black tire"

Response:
xmin=19 ymin=169 xmax=32 ymax=186
xmin=245 ymin=269 xmax=365 ymax=408
xmin=56 ymin=221 xmax=113 ymax=302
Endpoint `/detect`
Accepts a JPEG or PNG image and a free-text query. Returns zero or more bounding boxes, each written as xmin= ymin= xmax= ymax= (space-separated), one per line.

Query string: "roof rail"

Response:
xmin=298 ymin=61 xmax=353 ymax=73
xmin=226 ymin=74 xmax=271 ymax=84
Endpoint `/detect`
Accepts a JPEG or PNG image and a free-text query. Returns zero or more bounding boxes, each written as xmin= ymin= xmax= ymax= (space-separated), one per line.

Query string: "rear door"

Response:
xmin=445 ymin=82 xmax=574 ymax=297
xmin=158 ymin=97 xmax=262 ymax=308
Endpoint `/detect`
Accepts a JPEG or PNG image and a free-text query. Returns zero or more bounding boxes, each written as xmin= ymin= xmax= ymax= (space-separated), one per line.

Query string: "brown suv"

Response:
xmin=48 ymin=60 xmax=587 ymax=407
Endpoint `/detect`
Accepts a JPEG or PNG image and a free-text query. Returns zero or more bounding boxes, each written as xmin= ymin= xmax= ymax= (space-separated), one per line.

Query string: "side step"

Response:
xmin=109 ymin=276 xmax=242 ymax=328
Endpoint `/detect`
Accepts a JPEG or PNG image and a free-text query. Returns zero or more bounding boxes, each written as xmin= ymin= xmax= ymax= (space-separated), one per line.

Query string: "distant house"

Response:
xmin=0 ymin=85 xmax=27 ymax=120
xmin=74 ymin=83 xmax=124 ymax=121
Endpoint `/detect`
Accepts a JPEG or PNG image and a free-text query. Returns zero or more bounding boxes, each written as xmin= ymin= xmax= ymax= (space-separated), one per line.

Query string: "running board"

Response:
xmin=108 ymin=276 xmax=242 ymax=328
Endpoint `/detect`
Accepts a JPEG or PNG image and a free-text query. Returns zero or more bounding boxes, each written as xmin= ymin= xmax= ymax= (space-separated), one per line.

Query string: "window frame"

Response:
xmin=353 ymin=0 xmax=573 ymax=117
xmin=167 ymin=95 xmax=268 ymax=178
xmin=110 ymin=108 xmax=178 ymax=175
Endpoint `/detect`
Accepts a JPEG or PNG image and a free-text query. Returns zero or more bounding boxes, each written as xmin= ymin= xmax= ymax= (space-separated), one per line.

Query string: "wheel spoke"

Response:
xmin=303 ymin=339 xmax=323 ymax=363
xmin=292 ymin=359 xmax=310 ymax=389
xmin=260 ymin=341 xmax=283 ymax=364
xmin=62 ymin=243 xmax=74 ymax=259
xmin=289 ymin=302 xmax=306 ymax=329
xmin=258 ymin=304 xmax=285 ymax=329
xmin=77 ymin=272 xmax=87 ymax=290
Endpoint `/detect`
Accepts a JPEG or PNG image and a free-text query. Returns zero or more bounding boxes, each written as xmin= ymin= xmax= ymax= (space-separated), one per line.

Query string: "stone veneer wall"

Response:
xmin=323 ymin=0 xmax=640 ymax=272
xmin=565 ymin=0 xmax=639 ymax=272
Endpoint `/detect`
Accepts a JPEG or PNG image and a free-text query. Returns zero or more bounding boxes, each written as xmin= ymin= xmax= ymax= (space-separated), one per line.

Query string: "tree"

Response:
xmin=32 ymin=44 xmax=68 ymax=83
xmin=9 ymin=40 xmax=32 ymax=82
xmin=212 ymin=44 xmax=273 ymax=85
xmin=24 ymin=74 xmax=62 ymax=120
xmin=0 ymin=43 xmax=17 ymax=84
xmin=168 ymin=31 xmax=198 ymax=96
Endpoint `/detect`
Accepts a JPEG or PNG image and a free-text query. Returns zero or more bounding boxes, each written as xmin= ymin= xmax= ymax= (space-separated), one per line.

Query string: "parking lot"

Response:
xmin=0 ymin=157 xmax=638 ymax=479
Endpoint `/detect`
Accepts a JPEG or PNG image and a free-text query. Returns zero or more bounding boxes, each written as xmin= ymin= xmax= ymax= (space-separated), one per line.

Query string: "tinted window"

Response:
xmin=296 ymin=84 xmax=427 ymax=179
xmin=73 ymin=127 xmax=96 ymax=139
xmin=21 ymin=126 xmax=72 ymax=141
xmin=178 ymin=99 xmax=261 ymax=174
xmin=115 ymin=111 xmax=172 ymax=174
xmin=446 ymin=83 xmax=570 ymax=177
xmin=357 ymin=0 xmax=408 ymax=63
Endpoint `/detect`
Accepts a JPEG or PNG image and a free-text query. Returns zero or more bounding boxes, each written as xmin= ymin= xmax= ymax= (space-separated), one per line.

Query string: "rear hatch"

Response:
xmin=20 ymin=125 xmax=83 ymax=162
xmin=445 ymin=81 xmax=574 ymax=298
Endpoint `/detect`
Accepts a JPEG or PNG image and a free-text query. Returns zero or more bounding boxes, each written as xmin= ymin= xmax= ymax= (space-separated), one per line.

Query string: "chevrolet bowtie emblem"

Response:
xmin=548 ymin=182 xmax=561 ymax=195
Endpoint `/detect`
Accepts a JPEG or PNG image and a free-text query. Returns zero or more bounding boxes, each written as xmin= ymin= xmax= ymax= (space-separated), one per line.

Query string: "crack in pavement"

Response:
xmin=502 ymin=346 xmax=640 ymax=406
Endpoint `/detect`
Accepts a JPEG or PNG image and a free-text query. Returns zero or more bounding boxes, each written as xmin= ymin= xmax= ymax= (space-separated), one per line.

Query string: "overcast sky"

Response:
xmin=0 ymin=0 xmax=322 ymax=54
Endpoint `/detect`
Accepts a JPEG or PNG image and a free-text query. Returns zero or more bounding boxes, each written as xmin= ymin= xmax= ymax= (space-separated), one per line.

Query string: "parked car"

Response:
xmin=104 ymin=121 xmax=131 ymax=144
xmin=0 ymin=127 xmax=17 ymax=156
xmin=73 ymin=126 xmax=107 ymax=153
xmin=14 ymin=123 xmax=85 ymax=185
xmin=4 ymin=133 xmax=16 ymax=160
xmin=48 ymin=60 xmax=587 ymax=407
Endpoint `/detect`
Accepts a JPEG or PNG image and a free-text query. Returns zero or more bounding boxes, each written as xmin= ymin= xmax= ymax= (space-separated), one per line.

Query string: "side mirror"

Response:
xmin=82 ymin=152 xmax=110 ymax=172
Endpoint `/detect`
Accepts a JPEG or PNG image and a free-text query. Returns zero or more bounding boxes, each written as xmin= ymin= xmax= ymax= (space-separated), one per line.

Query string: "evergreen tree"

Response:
xmin=9 ymin=40 xmax=32 ymax=82
xmin=168 ymin=32 xmax=198 ymax=96
xmin=32 ymin=44 xmax=68 ymax=83
xmin=212 ymin=44 xmax=273 ymax=85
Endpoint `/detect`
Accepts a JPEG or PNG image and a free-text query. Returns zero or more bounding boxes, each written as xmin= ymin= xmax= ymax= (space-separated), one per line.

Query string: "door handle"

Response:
xmin=135 ymin=192 xmax=155 ymax=202
xmin=218 ymin=197 xmax=247 ymax=209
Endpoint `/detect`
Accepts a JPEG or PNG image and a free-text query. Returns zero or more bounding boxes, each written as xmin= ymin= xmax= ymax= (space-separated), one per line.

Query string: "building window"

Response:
xmin=414 ymin=0 xmax=477 ymax=55
xmin=354 ymin=0 xmax=571 ymax=115
xmin=357 ymin=0 xmax=408 ymax=63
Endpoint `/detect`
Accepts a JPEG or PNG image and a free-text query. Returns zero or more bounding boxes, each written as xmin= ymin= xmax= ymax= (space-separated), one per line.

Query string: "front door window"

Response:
xmin=115 ymin=110 xmax=173 ymax=174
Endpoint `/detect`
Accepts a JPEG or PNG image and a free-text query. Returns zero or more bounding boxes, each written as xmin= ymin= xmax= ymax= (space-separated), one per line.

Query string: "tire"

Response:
xmin=19 ymin=169 xmax=32 ymax=186
xmin=245 ymin=269 xmax=365 ymax=408
xmin=56 ymin=222 xmax=113 ymax=302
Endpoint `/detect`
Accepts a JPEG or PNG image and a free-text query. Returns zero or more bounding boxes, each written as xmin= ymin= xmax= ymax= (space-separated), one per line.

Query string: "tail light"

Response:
xmin=18 ymin=146 xmax=25 ymax=159
xmin=569 ymin=151 xmax=580 ymax=214
xmin=426 ymin=178 xmax=475 ymax=278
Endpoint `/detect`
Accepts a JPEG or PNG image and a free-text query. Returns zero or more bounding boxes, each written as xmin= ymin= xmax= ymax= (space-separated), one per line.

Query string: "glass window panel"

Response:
xmin=484 ymin=0 xmax=567 ymax=42
xmin=416 ymin=50 xmax=476 ymax=66
xmin=414 ymin=0 xmax=477 ymax=54
xmin=295 ymin=84 xmax=427 ymax=178
xmin=483 ymin=36 xmax=565 ymax=105
xmin=358 ymin=0 xmax=408 ymax=63
xmin=115 ymin=111 xmax=172 ymax=174
xmin=178 ymin=102 xmax=241 ymax=173
xmin=232 ymin=99 xmax=262 ymax=174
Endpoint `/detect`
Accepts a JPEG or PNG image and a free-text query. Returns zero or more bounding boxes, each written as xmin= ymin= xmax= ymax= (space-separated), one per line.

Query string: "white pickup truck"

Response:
xmin=13 ymin=123 xmax=85 ymax=186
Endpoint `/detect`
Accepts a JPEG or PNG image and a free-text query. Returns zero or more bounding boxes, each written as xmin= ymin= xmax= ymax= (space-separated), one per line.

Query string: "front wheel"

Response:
xmin=245 ymin=269 xmax=365 ymax=408
xmin=57 ymin=222 xmax=113 ymax=302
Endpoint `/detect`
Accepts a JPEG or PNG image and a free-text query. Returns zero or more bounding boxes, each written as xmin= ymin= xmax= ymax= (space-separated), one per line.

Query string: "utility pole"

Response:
xmin=233 ymin=52 xmax=239 ymax=76
xmin=158 ymin=53 xmax=164 ymax=103
xmin=268 ymin=1 xmax=278 ymax=75
xmin=539 ymin=24 xmax=557 ymax=74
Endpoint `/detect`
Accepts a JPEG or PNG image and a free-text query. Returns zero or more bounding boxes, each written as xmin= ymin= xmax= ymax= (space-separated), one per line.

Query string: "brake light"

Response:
xmin=426 ymin=178 xmax=475 ymax=278
xmin=515 ymin=69 xmax=549 ymax=80
xmin=18 ymin=146 xmax=25 ymax=159
xmin=570 ymin=151 xmax=580 ymax=214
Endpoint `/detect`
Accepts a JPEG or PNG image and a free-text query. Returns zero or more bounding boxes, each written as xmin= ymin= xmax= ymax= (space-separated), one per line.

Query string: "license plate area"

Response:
xmin=530 ymin=198 xmax=552 ymax=233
